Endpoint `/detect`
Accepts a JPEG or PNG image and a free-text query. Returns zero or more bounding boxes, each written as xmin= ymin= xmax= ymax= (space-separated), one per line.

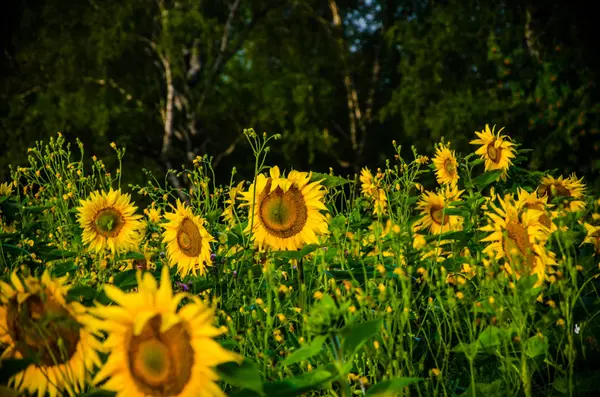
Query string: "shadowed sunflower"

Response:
xmin=0 ymin=181 xmax=13 ymax=196
xmin=480 ymin=194 xmax=556 ymax=284
xmin=470 ymin=124 xmax=516 ymax=181
xmin=240 ymin=166 xmax=329 ymax=251
xmin=77 ymin=188 xmax=143 ymax=253
xmin=432 ymin=143 xmax=459 ymax=186
xmin=582 ymin=222 xmax=600 ymax=255
xmin=221 ymin=181 xmax=245 ymax=226
xmin=0 ymin=271 xmax=102 ymax=397
xmin=516 ymin=188 xmax=558 ymax=235
xmin=91 ymin=266 xmax=242 ymax=397
xmin=162 ymin=200 xmax=215 ymax=277
xmin=413 ymin=186 xmax=464 ymax=234
xmin=537 ymin=173 xmax=586 ymax=212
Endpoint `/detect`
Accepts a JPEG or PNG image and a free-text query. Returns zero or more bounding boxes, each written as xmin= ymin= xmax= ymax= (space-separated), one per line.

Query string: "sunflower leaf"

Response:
xmin=218 ymin=359 xmax=264 ymax=395
xmin=310 ymin=172 xmax=352 ymax=188
xmin=281 ymin=335 xmax=328 ymax=366
xmin=365 ymin=377 xmax=423 ymax=396
xmin=341 ymin=318 xmax=383 ymax=357
xmin=471 ymin=169 xmax=503 ymax=189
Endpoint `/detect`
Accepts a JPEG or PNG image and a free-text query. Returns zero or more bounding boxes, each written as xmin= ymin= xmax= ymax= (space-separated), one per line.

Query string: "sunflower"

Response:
xmin=373 ymin=188 xmax=388 ymax=217
xmin=581 ymin=222 xmax=600 ymax=255
xmin=144 ymin=205 xmax=162 ymax=224
xmin=221 ymin=181 xmax=245 ymax=226
xmin=239 ymin=166 xmax=329 ymax=251
xmin=413 ymin=186 xmax=464 ymax=234
xmin=432 ymin=143 xmax=459 ymax=186
xmin=360 ymin=168 xmax=377 ymax=198
xmin=516 ymin=188 xmax=558 ymax=234
xmin=480 ymin=194 xmax=555 ymax=284
xmin=91 ymin=266 xmax=242 ymax=397
xmin=0 ymin=181 xmax=13 ymax=196
xmin=162 ymin=200 xmax=215 ymax=277
xmin=537 ymin=173 xmax=586 ymax=212
xmin=77 ymin=188 xmax=143 ymax=253
xmin=0 ymin=271 xmax=101 ymax=397
xmin=470 ymin=124 xmax=516 ymax=181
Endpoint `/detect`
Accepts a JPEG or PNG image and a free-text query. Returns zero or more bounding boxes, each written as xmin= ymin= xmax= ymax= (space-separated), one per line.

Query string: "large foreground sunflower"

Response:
xmin=480 ymin=194 xmax=555 ymax=284
xmin=77 ymin=188 xmax=143 ymax=253
xmin=240 ymin=166 xmax=329 ymax=251
xmin=432 ymin=143 xmax=459 ymax=186
xmin=92 ymin=266 xmax=242 ymax=397
xmin=413 ymin=186 xmax=464 ymax=234
xmin=537 ymin=173 xmax=586 ymax=212
xmin=162 ymin=200 xmax=215 ymax=277
xmin=470 ymin=124 xmax=516 ymax=181
xmin=0 ymin=271 xmax=101 ymax=397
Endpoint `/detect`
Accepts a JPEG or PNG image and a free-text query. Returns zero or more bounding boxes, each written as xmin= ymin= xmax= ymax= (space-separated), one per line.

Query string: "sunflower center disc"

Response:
xmin=502 ymin=221 xmax=535 ymax=269
xmin=176 ymin=218 xmax=202 ymax=257
xmin=444 ymin=159 xmax=456 ymax=175
xmin=430 ymin=206 xmax=449 ymax=226
xmin=486 ymin=142 xmax=502 ymax=164
xmin=525 ymin=203 xmax=551 ymax=229
xmin=129 ymin=315 xmax=193 ymax=396
xmin=133 ymin=339 xmax=171 ymax=387
xmin=549 ymin=184 xmax=571 ymax=200
xmin=94 ymin=207 xmax=124 ymax=237
xmin=6 ymin=294 xmax=81 ymax=366
xmin=259 ymin=182 xmax=308 ymax=239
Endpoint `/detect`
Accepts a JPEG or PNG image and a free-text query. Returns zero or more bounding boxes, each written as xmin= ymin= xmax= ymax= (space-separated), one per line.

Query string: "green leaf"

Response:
xmin=118 ymin=251 xmax=146 ymax=261
xmin=230 ymin=366 xmax=337 ymax=397
xmin=273 ymin=244 xmax=322 ymax=261
xmin=42 ymin=248 xmax=79 ymax=261
xmin=477 ymin=326 xmax=506 ymax=349
xmin=523 ymin=334 xmax=548 ymax=358
xmin=310 ymin=172 xmax=352 ymax=188
xmin=341 ymin=318 xmax=383 ymax=356
xmin=282 ymin=335 xmax=328 ymax=366
xmin=113 ymin=269 xmax=138 ymax=290
xmin=218 ymin=359 xmax=264 ymax=395
xmin=66 ymin=286 xmax=98 ymax=302
xmin=464 ymin=380 xmax=507 ymax=397
xmin=50 ymin=261 xmax=77 ymax=277
xmin=365 ymin=377 xmax=423 ymax=396
xmin=471 ymin=169 xmax=503 ymax=189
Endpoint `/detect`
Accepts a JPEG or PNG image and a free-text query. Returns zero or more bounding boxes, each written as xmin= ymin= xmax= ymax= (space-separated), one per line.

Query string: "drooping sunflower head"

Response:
xmin=0 ymin=271 xmax=101 ymax=397
xmin=432 ymin=143 xmax=459 ymax=186
xmin=77 ymin=188 xmax=143 ymax=253
xmin=480 ymin=194 xmax=555 ymax=284
xmin=413 ymin=186 xmax=464 ymax=235
xmin=92 ymin=266 xmax=242 ymax=397
xmin=240 ymin=167 xmax=329 ymax=251
xmin=162 ymin=200 xmax=215 ymax=277
xmin=470 ymin=124 xmax=516 ymax=181
xmin=537 ymin=173 xmax=586 ymax=212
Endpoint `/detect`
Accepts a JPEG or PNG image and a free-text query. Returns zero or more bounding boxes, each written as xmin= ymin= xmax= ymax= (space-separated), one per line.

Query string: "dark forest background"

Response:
xmin=1 ymin=0 xmax=599 ymax=189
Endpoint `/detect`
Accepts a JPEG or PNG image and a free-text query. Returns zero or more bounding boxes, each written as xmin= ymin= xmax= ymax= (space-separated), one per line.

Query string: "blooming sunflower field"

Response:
xmin=0 ymin=126 xmax=599 ymax=397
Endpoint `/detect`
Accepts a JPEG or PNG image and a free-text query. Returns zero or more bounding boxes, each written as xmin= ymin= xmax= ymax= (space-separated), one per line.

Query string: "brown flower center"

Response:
xmin=128 ymin=315 xmax=193 ymax=396
xmin=486 ymin=141 xmax=502 ymax=164
xmin=443 ymin=159 xmax=456 ymax=176
xmin=6 ymin=294 xmax=81 ymax=366
xmin=258 ymin=179 xmax=308 ymax=239
xmin=430 ymin=205 xmax=449 ymax=226
xmin=538 ymin=183 xmax=571 ymax=201
xmin=94 ymin=207 xmax=125 ymax=238
xmin=502 ymin=220 xmax=535 ymax=270
xmin=525 ymin=203 xmax=551 ymax=229
xmin=176 ymin=218 xmax=202 ymax=257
